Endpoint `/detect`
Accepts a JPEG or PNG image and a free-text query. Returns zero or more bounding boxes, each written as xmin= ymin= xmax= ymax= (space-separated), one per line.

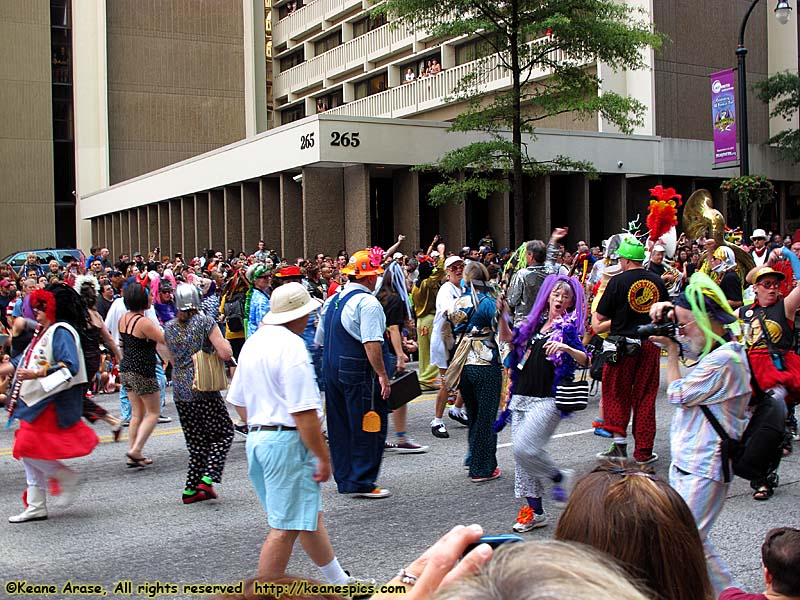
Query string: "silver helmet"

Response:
xmin=174 ymin=283 xmax=202 ymax=311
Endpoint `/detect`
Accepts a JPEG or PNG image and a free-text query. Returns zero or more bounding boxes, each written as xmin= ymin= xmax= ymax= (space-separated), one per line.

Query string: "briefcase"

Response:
xmin=388 ymin=370 xmax=421 ymax=411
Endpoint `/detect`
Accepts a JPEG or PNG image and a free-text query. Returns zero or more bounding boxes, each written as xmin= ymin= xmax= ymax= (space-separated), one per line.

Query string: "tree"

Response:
xmin=380 ymin=0 xmax=661 ymax=244
xmin=755 ymin=71 xmax=800 ymax=165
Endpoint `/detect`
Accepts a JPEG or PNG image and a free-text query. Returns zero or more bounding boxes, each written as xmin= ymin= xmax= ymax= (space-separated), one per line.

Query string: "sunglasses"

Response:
xmin=757 ymin=280 xmax=780 ymax=289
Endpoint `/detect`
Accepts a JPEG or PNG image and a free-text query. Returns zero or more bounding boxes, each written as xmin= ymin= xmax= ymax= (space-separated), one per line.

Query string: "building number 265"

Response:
xmin=330 ymin=132 xmax=360 ymax=147
xmin=300 ymin=133 xmax=315 ymax=150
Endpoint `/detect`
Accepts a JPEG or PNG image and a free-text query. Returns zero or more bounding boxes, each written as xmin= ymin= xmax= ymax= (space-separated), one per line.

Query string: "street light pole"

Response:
xmin=736 ymin=0 xmax=792 ymax=234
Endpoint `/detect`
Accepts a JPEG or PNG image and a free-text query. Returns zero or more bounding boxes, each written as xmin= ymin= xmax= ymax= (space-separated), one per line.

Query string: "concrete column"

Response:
xmin=279 ymin=174 xmax=304 ymax=259
xmin=99 ymin=216 xmax=107 ymax=252
xmin=121 ymin=212 xmax=131 ymax=259
xmin=343 ymin=165 xmax=370 ymax=253
xmin=112 ymin=213 xmax=122 ymax=260
xmin=304 ymin=167 xmax=345 ymax=257
xmin=169 ymin=199 xmax=182 ymax=258
xmin=603 ymin=175 xmax=627 ymax=240
xmin=147 ymin=205 xmax=159 ymax=256
xmin=242 ymin=182 xmax=261 ymax=255
xmin=224 ymin=186 xmax=243 ymax=255
xmin=488 ymin=188 xmax=510 ymax=251
xmin=91 ymin=220 xmax=100 ymax=249
xmin=209 ymin=190 xmax=225 ymax=252
xmin=194 ymin=193 xmax=210 ymax=255
xmin=528 ymin=175 xmax=551 ymax=241
xmin=129 ymin=210 xmax=139 ymax=257
xmin=137 ymin=208 xmax=148 ymax=256
xmin=393 ymin=168 xmax=420 ymax=252
xmin=158 ymin=203 xmax=170 ymax=258
xmin=570 ymin=174 xmax=590 ymax=245
xmin=260 ymin=178 xmax=281 ymax=252
xmin=439 ymin=201 xmax=466 ymax=251
xmin=181 ymin=197 xmax=196 ymax=258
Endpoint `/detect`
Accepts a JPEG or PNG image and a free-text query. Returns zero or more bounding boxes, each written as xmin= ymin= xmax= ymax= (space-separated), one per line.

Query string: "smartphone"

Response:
xmin=462 ymin=534 xmax=524 ymax=557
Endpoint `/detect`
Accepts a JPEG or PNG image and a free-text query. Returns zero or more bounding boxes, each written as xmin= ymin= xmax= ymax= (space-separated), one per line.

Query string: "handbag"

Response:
xmin=388 ymin=370 xmax=422 ymax=411
xmin=554 ymin=368 xmax=589 ymax=412
xmin=191 ymin=349 xmax=228 ymax=392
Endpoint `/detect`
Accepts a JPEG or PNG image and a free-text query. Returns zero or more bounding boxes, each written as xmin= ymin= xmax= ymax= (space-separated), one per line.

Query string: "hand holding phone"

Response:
xmin=462 ymin=534 xmax=524 ymax=557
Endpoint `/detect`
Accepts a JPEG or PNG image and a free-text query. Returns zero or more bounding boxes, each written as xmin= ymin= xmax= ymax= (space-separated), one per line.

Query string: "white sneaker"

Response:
xmin=352 ymin=487 xmax=391 ymax=499
xmin=512 ymin=506 xmax=548 ymax=532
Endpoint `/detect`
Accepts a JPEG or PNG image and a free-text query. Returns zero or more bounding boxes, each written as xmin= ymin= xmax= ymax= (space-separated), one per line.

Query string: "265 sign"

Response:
xmin=299 ymin=133 xmax=315 ymax=150
xmin=330 ymin=131 xmax=360 ymax=147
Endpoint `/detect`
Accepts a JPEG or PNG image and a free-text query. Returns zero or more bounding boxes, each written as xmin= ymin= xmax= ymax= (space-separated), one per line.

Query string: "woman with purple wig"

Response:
xmin=497 ymin=274 xmax=589 ymax=532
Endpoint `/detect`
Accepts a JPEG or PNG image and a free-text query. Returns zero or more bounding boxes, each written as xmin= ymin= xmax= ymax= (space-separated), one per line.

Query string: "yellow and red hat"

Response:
xmin=342 ymin=249 xmax=384 ymax=278
xmin=752 ymin=266 xmax=785 ymax=284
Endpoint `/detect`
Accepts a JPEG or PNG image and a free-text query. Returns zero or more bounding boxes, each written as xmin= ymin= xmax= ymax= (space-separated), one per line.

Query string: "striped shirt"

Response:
xmin=668 ymin=341 xmax=751 ymax=482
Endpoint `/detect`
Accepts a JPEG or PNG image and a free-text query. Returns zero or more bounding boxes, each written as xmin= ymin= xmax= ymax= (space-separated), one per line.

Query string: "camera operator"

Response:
xmin=648 ymin=273 xmax=751 ymax=595
xmin=591 ymin=236 xmax=669 ymax=464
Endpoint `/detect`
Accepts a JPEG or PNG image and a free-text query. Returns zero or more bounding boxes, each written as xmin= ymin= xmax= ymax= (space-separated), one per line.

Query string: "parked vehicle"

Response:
xmin=0 ymin=248 xmax=85 ymax=273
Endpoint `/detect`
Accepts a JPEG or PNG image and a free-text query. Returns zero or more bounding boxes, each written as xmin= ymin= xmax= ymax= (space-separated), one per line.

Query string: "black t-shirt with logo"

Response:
xmin=595 ymin=268 xmax=669 ymax=337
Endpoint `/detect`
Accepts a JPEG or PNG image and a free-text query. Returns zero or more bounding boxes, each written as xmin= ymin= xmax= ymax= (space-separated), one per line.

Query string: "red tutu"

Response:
xmin=749 ymin=349 xmax=800 ymax=398
xmin=13 ymin=404 xmax=99 ymax=460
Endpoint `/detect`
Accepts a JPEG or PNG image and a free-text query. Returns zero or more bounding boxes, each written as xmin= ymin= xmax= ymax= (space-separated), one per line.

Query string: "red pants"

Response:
xmin=601 ymin=341 xmax=661 ymax=462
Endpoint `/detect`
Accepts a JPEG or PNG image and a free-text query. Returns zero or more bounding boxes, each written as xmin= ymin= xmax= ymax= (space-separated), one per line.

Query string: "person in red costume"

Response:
xmin=1 ymin=284 xmax=99 ymax=523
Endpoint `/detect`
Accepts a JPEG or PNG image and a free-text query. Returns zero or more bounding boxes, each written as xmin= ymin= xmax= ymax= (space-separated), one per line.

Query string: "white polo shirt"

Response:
xmin=227 ymin=324 xmax=322 ymax=427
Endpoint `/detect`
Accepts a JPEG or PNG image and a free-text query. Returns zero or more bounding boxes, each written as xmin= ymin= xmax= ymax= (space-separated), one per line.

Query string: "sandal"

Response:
xmin=125 ymin=453 xmax=153 ymax=469
xmin=752 ymin=486 xmax=773 ymax=501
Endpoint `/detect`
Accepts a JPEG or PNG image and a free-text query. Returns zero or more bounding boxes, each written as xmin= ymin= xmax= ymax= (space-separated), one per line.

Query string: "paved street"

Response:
xmin=0 ymin=369 xmax=798 ymax=600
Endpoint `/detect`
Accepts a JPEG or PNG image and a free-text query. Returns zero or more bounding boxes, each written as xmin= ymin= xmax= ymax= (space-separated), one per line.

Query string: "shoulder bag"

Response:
xmin=554 ymin=368 xmax=589 ymax=412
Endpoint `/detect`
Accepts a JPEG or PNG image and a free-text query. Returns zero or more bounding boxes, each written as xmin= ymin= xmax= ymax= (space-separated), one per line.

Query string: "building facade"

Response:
xmin=4 ymin=2 xmax=798 ymax=259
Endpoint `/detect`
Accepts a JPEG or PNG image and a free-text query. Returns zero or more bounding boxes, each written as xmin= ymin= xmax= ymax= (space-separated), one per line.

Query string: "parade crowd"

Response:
xmin=1 ymin=185 xmax=799 ymax=600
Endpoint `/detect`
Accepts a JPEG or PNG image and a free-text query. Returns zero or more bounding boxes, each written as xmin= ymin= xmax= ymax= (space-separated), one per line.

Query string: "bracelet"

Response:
xmin=397 ymin=568 xmax=418 ymax=587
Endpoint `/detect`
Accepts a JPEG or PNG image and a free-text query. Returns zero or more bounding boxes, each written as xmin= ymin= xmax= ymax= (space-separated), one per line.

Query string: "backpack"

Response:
xmin=701 ymin=391 xmax=785 ymax=483
xmin=223 ymin=292 xmax=245 ymax=333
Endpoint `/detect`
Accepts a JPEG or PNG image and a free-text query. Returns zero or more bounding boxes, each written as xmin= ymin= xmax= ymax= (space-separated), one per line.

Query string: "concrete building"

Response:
xmin=3 ymin=2 xmax=799 ymax=260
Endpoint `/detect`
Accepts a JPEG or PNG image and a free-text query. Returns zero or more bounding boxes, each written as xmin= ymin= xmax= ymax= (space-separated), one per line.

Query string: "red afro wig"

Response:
xmin=28 ymin=288 xmax=56 ymax=323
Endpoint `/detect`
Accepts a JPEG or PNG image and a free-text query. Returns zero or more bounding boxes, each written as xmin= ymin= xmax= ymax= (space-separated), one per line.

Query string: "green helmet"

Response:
xmin=617 ymin=236 xmax=646 ymax=261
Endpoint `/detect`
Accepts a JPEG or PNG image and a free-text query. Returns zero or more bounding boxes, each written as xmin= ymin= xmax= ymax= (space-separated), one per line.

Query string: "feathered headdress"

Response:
xmin=646 ymin=185 xmax=682 ymax=243
xmin=72 ymin=274 xmax=100 ymax=294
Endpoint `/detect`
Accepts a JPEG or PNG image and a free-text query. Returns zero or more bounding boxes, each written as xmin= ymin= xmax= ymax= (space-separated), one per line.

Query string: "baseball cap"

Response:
xmin=445 ymin=255 xmax=464 ymax=269
xmin=0 ymin=279 xmax=9 ymax=288
xmin=392 ymin=252 xmax=403 ymax=260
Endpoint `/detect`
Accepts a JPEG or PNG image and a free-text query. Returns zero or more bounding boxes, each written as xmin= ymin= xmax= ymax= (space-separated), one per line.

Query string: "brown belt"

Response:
xmin=248 ymin=424 xmax=296 ymax=432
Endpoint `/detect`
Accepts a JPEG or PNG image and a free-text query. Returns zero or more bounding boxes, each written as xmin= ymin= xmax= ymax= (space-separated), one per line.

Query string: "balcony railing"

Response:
xmin=273 ymin=0 xmax=363 ymax=45
xmin=274 ymin=20 xmax=416 ymax=98
xmin=325 ymin=44 xmax=573 ymax=119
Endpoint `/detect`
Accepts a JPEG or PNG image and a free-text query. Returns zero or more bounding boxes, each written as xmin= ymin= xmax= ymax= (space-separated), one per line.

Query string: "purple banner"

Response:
xmin=710 ymin=69 xmax=738 ymax=164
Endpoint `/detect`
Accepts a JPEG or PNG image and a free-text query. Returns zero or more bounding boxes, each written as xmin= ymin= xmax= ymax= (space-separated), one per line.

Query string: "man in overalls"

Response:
xmin=318 ymin=249 xmax=392 ymax=499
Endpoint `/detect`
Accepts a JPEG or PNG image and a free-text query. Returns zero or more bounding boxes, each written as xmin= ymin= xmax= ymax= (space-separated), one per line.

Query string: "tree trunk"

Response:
xmin=510 ymin=0 xmax=524 ymax=246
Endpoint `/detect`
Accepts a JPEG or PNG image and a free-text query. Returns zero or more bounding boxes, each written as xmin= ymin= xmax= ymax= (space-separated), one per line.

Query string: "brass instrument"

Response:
xmin=682 ymin=189 xmax=755 ymax=285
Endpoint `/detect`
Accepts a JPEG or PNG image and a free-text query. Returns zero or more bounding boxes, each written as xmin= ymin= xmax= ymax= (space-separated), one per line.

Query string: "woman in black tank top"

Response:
xmin=75 ymin=276 xmax=124 ymax=440
xmin=118 ymin=282 xmax=170 ymax=468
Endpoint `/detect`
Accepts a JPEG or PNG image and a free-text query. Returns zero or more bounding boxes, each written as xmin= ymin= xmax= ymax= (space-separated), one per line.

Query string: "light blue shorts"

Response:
xmin=246 ymin=430 xmax=321 ymax=531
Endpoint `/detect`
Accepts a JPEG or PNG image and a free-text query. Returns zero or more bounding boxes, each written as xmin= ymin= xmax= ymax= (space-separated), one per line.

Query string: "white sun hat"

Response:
xmin=261 ymin=282 xmax=321 ymax=325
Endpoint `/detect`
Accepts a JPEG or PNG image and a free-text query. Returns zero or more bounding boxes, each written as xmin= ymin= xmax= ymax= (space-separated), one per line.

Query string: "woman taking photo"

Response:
xmin=3 ymin=284 xmax=98 ymax=523
xmin=446 ymin=262 xmax=501 ymax=482
xmin=497 ymin=274 xmax=588 ymax=532
xmin=164 ymin=284 xmax=234 ymax=503
xmin=118 ymin=282 xmax=169 ymax=468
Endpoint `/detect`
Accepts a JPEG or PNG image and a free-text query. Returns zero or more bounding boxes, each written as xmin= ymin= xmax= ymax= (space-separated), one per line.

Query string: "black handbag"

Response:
xmin=554 ymin=369 xmax=589 ymax=412
xmin=388 ymin=370 xmax=421 ymax=411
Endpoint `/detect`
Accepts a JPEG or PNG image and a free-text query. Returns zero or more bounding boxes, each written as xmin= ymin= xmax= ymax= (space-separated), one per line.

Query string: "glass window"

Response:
xmin=455 ymin=37 xmax=498 ymax=66
xmin=354 ymin=73 xmax=387 ymax=100
xmin=352 ymin=13 xmax=386 ymax=38
xmin=278 ymin=0 xmax=304 ymax=20
xmin=282 ymin=104 xmax=305 ymax=124
xmin=279 ymin=48 xmax=304 ymax=72
xmin=315 ymin=30 xmax=341 ymax=56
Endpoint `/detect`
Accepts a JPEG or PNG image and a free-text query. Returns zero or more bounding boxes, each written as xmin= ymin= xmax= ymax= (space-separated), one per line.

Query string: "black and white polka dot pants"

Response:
xmin=174 ymin=393 xmax=234 ymax=491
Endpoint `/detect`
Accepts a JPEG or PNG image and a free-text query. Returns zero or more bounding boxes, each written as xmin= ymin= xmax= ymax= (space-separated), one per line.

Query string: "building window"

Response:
xmin=315 ymin=30 xmax=342 ymax=56
xmin=278 ymin=0 xmax=303 ymax=20
xmin=316 ymin=90 xmax=344 ymax=113
xmin=354 ymin=73 xmax=387 ymax=100
xmin=352 ymin=13 xmax=386 ymax=38
xmin=279 ymin=48 xmax=304 ymax=72
xmin=404 ymin=54 xmax=443 ymax=81
xmin=455 ymin=37 xmax=498 ymax=65
xmin=282 ymin=104 xmax=306 ymax=124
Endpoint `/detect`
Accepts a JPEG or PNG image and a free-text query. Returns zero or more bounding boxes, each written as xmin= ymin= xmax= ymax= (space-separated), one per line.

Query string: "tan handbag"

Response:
xmin=191 ymin=349 xmax=228 ymax=392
